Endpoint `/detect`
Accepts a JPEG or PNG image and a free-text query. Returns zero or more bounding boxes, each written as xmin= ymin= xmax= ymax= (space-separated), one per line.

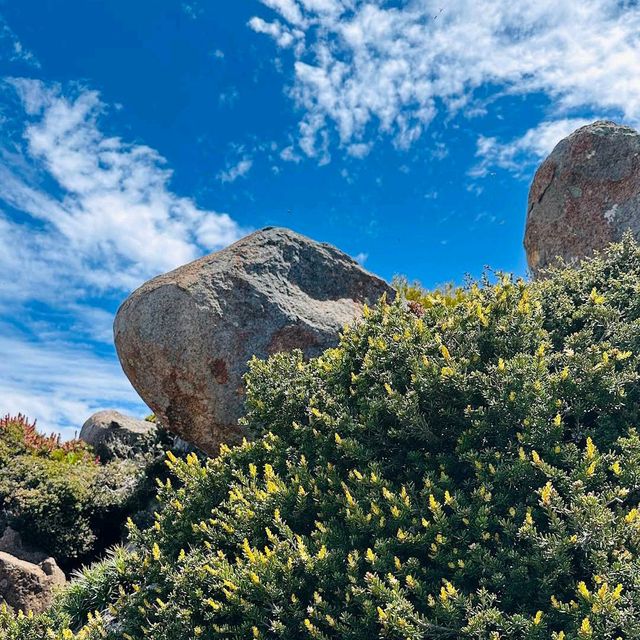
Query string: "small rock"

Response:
xmin=114 ymin=227 xmax=393 ymax=454
xmin=80 ymin=410 xmax=157 ymax=461
xmin=524 ymin=120 xmax=640 ymax=274
xmin=0 ymin=551 xmax=65 ymax=614
xmin=0 ymin=527 xmax=47 ymax=565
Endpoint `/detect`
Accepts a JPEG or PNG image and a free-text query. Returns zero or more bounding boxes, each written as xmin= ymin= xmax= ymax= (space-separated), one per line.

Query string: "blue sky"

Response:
xmin=1 ymin=0 xmax=639 ymax=437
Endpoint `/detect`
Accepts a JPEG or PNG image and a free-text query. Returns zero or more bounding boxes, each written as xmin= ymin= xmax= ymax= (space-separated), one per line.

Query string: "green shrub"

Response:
xmin=0 ymin=454 xmax=144 ymax=565
xmin=0 ymin=416 xmax=173 ymax=569
xmin=8 ymin=237 xmax=640 ymax=639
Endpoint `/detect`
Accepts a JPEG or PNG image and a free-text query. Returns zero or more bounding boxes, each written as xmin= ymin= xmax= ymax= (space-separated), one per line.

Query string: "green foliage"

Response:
xmin=0 ymin=453 xmax=145 ymax=565
xmin=0 ymin=415 xmax=174 ymax=569
xmin=9 ymin=237 xmax=640 ymax=638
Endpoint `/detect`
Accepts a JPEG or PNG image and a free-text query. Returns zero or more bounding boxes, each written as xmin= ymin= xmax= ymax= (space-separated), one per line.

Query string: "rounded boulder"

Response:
xmin=114 ymin=227 xmax=393 ymax=455
xmin=524 ymin=120 xmax=640 ymax=274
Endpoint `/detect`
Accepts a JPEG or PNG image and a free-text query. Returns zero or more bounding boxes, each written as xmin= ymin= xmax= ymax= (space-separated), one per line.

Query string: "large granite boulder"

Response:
xmin=0 ymin=551 xmax=65 ymax=614
xmin=114 ymin=227 xmax=393 ymax=455
xmin=524 ymin=120 xmax=640 ymax=274
xmin=79 ymin=410 xmax=157 ymax=461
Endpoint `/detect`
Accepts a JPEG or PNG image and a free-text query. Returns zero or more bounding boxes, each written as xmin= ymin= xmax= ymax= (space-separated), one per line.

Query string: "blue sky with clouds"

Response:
xmin=1 ymin=0 xmax=639 ymax=437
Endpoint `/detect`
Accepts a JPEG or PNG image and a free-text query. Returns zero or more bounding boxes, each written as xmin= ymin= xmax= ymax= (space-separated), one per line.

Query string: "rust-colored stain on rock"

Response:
xmin=210 ymin=358 xmax=229 ymax=384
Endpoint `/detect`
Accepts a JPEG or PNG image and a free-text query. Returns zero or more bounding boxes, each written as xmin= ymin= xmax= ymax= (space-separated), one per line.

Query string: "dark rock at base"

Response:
xmin=0 ymin=551 xmax=65 ymax=614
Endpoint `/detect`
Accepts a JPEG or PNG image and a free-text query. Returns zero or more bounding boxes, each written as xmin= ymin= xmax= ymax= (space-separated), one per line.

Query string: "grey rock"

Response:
xmin=0 ymin=527 xmax=47 ymax=565
xmin=114 ymin=227 xmax=393 ymax=455
xmin=525 ymin=120 xmax=640 ymax=275
xmin=0 ymin=551 xmax=65 ymax=614
xmin=80 ymin=410 xmax=157 ymax=461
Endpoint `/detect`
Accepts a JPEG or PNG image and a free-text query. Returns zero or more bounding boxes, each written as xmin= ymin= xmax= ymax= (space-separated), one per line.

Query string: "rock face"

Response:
xmin=114 ymin=227 xmax=393 ymax=455
xmin=79 ymin=410 xmax=157 ymax=460
xmin=0 ymin=551 xmax=65 ymax=614
xmin=524 ymin=120 xmax=640 ymax=274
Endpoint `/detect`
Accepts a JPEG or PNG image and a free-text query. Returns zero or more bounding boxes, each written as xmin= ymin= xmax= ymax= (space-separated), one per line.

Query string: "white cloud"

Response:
xmin=353 ymin=251 xmax=368 ymax=265
xmin=0 ymin=325 xmax=144 ymax=440
xmin=0 ymin=79 xmax=245 ymax=435
xmin=217 ymin=156 xmax=254 ymax=183
xmin=471 ymin=117 xmax=594 ymax=177
xmin=250 ymin=0 xmax=640 ymax=159
xmin=0 ymin=14 xmax=39 ymax=67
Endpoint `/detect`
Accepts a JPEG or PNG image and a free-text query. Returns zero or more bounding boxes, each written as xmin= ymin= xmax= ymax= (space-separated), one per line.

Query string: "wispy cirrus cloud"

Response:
xmin=250 ymin=0 xmax=640 ymax=164
xmin=217 ymin=156 xmax=254 ymax=183
xmin=470 ymin=118 xmax=595 ymax=178
xmin=0 ymin=14 xmax=39 ymax=67
xmin=0 ymin=79 xmax=245 ymax=436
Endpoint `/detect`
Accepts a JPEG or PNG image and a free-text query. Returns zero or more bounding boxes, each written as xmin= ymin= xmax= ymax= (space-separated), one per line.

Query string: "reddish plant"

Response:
xmin=0 ymin=413 xmax=92 ymax=458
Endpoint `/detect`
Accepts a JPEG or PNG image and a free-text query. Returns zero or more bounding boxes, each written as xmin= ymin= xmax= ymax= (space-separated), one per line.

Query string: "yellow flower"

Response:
xmin=590 ymin=288 xmax=605 ymax=305
xmin=533 ymin=611 xmax=543 ymax=625
xmin=384 ymin=382 xmax=393 ymax=396
xmin=585 ymin=437 xmax=597 ymax=460
xmin=577 ymin=581 xmax=590 ymax=601
xmin=579 ymin=617 xmax=593 ymax=637
xmin=440 ymin=345 xmax=451 ymax=360
xmin=249 ymin=572 xmax=260 ymax=585
xmin=611 ymin=461 xmax=622 ymax=475
xmin=366 ymin=548 xmax=376 ymax=563
xmin=541 ymin=482 xmax=553 ymax=505
xmin=553 ymin=413 xmax=562 ymax=427
xmin=152 ymin=543 xmax=161 ymax=561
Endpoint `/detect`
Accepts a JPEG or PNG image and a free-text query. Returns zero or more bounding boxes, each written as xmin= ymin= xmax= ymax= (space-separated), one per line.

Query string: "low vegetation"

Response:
xmin=5 ymin=238 xmax=640 ymax=638
xmin=0 ymin=414 xmax=172 ymax=569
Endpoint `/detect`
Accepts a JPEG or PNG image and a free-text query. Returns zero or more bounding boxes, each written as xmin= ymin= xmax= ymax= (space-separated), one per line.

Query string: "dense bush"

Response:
xmin=7 ymin=238 xmax=640 ymax=638
xmin=0 ymin=455 xmax=143 ymax=564
xmin=0 ymin=415 xmax=172 ymax=568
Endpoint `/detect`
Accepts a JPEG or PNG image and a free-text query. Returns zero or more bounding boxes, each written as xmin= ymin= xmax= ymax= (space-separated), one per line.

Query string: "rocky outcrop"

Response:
xmin=0 ymin=551 xmax=65 ymax=614
xmin=524 ymin=120 xmax=640 ymax=274
xmin=79 ymin=410 xmax=157 ymax=461
xmin=114 ymin=227 xmax=393 ymax=455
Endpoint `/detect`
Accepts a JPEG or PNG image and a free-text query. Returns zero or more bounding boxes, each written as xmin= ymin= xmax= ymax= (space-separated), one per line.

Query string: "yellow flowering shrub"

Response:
xmin=6 ymin=237 xmax=640 ymax=638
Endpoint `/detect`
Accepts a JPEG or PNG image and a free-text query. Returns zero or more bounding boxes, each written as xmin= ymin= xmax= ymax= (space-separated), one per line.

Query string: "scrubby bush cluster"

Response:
xmin=0 ymin=415 xmax=171 ymax=568
xmin=6 ymin=238 xmax=640 ymax=638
